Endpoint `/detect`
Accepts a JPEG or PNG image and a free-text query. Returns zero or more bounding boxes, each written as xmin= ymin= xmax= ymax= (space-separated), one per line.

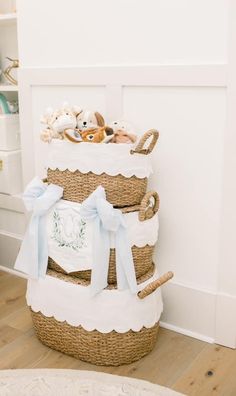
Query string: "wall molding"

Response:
xmin=160 ymin=279 xmax=236 ymax=347
xmin=215 ymin=0 xmax=236 ymax=350
xmin=18 ymin=63 xmax=227 ymax=185
xmin=19 ymin=64 xmax=227 ymax=87
xmin=160 ymin=280 xmax=215 ymax=343
xmin=160 ymin=321 xmax=215 ymax=344
xmin=18 ymin=62 xmax=235 ymax=348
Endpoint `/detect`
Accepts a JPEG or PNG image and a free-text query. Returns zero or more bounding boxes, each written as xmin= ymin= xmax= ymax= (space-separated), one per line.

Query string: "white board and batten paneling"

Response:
xmin=18 ymin=64 xmax=228 ymax=346
xmin=16 ymin=0 xmax=236 ymax=347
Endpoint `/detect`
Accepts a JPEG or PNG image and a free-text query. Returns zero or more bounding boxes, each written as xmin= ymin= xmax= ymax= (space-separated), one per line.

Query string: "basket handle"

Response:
xmin=139 ymin=191 xmax=160 ymax=222
xmin=138 ymin=271 xmax=174 ymax=299
xmin=130 ymin=129 xmax=159 ymax=155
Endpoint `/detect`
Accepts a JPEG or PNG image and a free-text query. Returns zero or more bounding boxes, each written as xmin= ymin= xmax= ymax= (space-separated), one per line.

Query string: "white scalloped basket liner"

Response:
xmin=47 ymin=199 xmax=159 ymax=273
xmin=46 ymin=140 xmax=153 ymax=178
xmin=26 ymin=268 xmax=163 ymax=333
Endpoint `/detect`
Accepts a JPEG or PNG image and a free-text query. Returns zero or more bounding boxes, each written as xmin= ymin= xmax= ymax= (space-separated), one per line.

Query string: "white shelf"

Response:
xmin=0 ymin=84 xmax=18 ymax=92
xmin=0 ymin=13 xmax=17 ymax=26
xmin=0 ymin=193 xmax=24 ymax=213
xmin=0 ymin=265 xmax=27 ymax=278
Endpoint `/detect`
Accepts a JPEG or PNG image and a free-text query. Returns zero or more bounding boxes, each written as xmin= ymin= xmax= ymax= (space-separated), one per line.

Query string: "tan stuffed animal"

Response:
xmin=109 ymin=120 xmax=137 ymax=144
xmin=40 ymin=104 xmax=81 ymax=143
xmin=65 ymin=126 xmax=114 ymax=143
xmin=76 ymin=110 xmax=105 ymax=131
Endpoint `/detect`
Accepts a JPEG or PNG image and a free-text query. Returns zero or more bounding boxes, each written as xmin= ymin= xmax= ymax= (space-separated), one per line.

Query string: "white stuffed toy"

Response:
xmin=40 ymin=103 xmax=82 ymax=143
xmin=109 ymin=120 xmax=137 ymax=144
xmin=76 ymin=110 xmax=105 ymax=131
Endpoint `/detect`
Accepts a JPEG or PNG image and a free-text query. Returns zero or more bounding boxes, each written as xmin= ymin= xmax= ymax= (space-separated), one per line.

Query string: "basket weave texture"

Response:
xmin=47 ymin=129 xmax=159 ymax=208
xmin=30 ymin=309 xmax=159 ymax=366
xmin=46 ymin=264 xmax=155 ymax=288
xmin=48 ymin=244 xmax=154 ymax=284
xmin=33 ymin=130 xmax=161 ymax=366
xmin=47 ymin=169 xmax=147 ymax=207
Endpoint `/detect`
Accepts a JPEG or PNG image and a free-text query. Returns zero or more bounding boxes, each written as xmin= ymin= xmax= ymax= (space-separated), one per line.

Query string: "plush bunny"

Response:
xmin=40 ymin=103 xmax=81 ymax=143
xmin=109 ymin=120 xmax=137 ymax=144
xmin=76 ymin=110 xmax=105 ymax=131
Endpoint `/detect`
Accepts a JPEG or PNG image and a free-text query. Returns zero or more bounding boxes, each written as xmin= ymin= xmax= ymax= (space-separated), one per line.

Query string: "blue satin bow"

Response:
xmin=80 ymin=186 xmax=138 ymax=296
xmin=14 ymin=177 xmax=63 ymax=278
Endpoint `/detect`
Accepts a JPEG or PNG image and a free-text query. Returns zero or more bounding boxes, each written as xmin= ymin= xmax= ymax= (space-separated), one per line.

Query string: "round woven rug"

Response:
xmin=0 ymin=369 xmax=184 ymax=396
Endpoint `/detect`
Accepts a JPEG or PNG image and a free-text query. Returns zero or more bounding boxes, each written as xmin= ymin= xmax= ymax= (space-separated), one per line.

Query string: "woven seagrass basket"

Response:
xmin=30 ymin=270 xmax=173 ymax=366
xmin=31 ymin=311 xmax=159 ymax=366
xmin=47 ymin=129 xmax=159 ymax=207
xmin=48 ymin=191 xmax=159 ymax=283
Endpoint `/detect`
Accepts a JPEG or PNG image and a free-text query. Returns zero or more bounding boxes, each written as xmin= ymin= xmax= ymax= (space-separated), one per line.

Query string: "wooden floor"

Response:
xmin=1 ymin=271 xmax=236 ymax=396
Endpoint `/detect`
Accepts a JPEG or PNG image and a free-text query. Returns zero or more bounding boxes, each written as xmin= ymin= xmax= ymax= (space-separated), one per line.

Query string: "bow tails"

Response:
xmin=14 ymin=177 xmax=63 ymax=278
xmin=80 ymin=186 xmax=138 ymax=296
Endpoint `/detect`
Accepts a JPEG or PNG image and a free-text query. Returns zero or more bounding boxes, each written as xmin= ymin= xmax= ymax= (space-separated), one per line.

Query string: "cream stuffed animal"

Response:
xmin=109 ymin=120 xmax=137 ymax=144
xmin=40 ymin=103 xmax=82 ymax=143
xmin=76 ymin=110 xmax=105 ymax=131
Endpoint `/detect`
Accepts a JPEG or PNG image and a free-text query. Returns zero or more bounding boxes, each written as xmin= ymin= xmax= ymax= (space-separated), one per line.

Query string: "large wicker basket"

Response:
xmin=47 ymin=130 xmax=159 ymax=207
xmin=47 ymin=191 xmax=159 ymax=283
xmin=29 ymin=270 xmax=173 ymax=366
xmin=31 ymin=310 xmax=159 ymax=366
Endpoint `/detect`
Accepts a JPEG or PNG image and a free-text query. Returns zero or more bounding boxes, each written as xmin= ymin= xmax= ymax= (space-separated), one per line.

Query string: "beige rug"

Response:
xmin=0 ymin=369 xmax=184 ymax=396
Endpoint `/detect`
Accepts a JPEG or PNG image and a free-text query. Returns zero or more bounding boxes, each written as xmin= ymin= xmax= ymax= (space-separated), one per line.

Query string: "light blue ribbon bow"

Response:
xmin=80 ymin=186 xmax=138 ymax=296
xmin=14 ymin=177 xmax=63 ymax=279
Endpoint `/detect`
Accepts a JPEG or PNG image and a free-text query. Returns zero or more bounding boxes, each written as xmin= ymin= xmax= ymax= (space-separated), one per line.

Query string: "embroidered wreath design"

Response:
xmin=52 ymin=210 xmax=87 ymax=251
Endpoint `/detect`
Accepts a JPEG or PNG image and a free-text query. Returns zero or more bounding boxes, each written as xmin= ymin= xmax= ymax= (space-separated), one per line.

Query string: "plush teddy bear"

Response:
xmin=109 ymin=120 xmax=137 ymax=144
xmin=40 ymin=103 xmax=81 ymax=143
xmin=76 ymin=110 xmax=105 ymax=131
xmin=64 ymin=126 xmax=114 ymax=144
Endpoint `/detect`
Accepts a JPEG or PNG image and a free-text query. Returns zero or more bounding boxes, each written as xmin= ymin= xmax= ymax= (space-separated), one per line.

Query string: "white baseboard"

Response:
xmin=160 ymin=280 xmax=236 ymax=348
xmin=160 ymin=321 xmax=214 ymax=344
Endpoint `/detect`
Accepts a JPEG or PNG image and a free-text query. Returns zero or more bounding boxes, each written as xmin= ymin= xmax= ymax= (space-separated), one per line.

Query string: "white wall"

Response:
xmin=124 ymin=86 xmax=226 ymax=292
xmin=17 ymin=0 xmax=236 ymax=346
xmin=17 ymin=0 xmax=228 ymax=66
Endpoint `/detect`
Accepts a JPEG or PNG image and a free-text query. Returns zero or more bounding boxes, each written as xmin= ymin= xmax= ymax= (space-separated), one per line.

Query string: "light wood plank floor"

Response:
xmin=1 ymin=270 xmax=236 ymax=396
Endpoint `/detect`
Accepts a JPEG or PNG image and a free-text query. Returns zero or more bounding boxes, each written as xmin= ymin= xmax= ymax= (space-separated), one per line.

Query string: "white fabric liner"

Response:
xmin=46 ymin=140 xmax=153 ymax=178
xmin=47 ymin=199 xmax=159 ymax=273
xmin=27 ymin=268 xmax=163 ymax=333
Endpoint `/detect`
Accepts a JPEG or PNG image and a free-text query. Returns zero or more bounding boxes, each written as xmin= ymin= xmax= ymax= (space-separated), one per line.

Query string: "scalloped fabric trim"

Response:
xmin=46 ymin=140 xmax=153 ymax=179
xmin=47 ymin=167 xmax=151 ymax=179
xmin=26 ymin=269 xmax=163 ymax=333
xmin=30 ymin=307 xmax=159 ymax=333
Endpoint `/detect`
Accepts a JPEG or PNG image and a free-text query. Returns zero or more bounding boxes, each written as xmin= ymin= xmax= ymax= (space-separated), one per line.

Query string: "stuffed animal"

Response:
xmin=64 ymin=129 xmax=82 ymax=143
xmin=109 ymin=120 xmax=137 ymax=144
xmin=68 ymin=126 xmax=114 ymax=143
xmin=40 ymin=103 xmax=81 ymax=143
xmin=76 ymin=110 xmax=105 ymax=131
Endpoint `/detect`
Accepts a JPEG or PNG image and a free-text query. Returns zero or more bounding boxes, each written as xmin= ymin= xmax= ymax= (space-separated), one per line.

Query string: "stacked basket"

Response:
xmin=27 ymin=129 xmax=173 ymax=366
